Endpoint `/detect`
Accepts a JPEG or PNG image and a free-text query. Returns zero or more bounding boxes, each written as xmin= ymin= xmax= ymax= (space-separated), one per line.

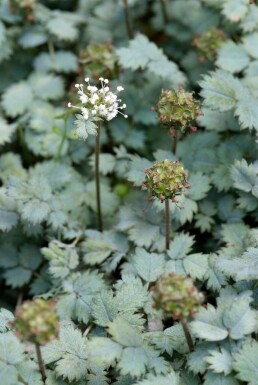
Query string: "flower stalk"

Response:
xmin=35 ymin=343 xmax=47 ymax=384
xmin=95 ymin=122 xmax=103 ymax=232
xmin=123 ymin=0 xmax=133 ymax=39
xmin=165 ymin=198 xmax=170 ymax=250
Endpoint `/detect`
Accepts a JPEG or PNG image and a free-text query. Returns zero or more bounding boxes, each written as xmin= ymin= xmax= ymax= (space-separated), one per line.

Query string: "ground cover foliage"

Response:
xmin=0 ymin=0 xmax=258 ymax=384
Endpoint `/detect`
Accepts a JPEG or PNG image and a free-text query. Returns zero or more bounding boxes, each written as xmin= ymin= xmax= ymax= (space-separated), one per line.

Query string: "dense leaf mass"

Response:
xmin=0 ymin=1 xmax=257 ymax=385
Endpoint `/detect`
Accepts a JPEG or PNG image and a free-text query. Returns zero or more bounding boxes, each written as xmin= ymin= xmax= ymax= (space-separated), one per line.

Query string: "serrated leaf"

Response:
xmin=231 ymin=159 xmax=257 ymax=192
xmin=47 ymin=18 xmax=78 ymax=41
xmin=199 ymin=70 xmax=246 ymax=111
xmin=42 ymin=323 xmax=88 ymax=382
xmin=203 ymin=372 xmax=240 ymax=385
xmin=88 ymin=337 xmax=122 ymax=365
xmin=34 ymin=51 xmax=78 ymax=73
xmin=216 ymin=41 xmax=249 ymax=73
xmin=29 ymin=73 xmax=64 ymax=101
xmin=132 ymin=248 xmax=165 ymax=282
xmin=92 ymin=290 xmax=118 ymax=326
xmin=0 ymin=308 xmax=14 ymax=332
xmin=206 ymin=348 xmax=233 ymax=375
xmin=233 ymin=340 xmax=258 ymax=385
xmin=191 ymin=305 xmax=228 ymax=341
xmin=222 ymin=296 xmax=257 ymax=339
xmin=1 ymin=82 xmax=33 ymax=117
xmin=242 ymin=32 xmax=258 ymax=59
xmin=108 ymin=316 xmax=143 ymax=347
xmin=235 ymin=97 xmax=258 ymax=131
xmin=0 ymin=117 xmax=15 ymax=145
xmin=118 ymin=347 xmax=148 ymax=377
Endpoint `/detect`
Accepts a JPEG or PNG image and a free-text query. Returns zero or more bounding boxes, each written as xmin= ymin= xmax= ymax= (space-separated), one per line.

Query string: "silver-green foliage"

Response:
xmin=0 ymin=0 xmax=257 ymax=384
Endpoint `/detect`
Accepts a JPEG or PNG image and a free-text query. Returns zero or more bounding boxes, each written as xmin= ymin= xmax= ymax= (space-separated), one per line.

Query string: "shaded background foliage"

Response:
xmin=0 ymin=0 xmax=258 ymax=385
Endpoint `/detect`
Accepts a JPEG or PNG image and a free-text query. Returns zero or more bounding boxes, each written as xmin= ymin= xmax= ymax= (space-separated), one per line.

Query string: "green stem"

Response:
xmin=123 ymin=0 xmax=133 ymax=39
xmin=181 ymin=318 xmax=194 ymax=352
xmin=35 ymin=343 xmax=46 ymax=384
xmin=57 ymin=116 xmax=68 ymax=160
xmin=160 ymin=0 xmax=169 ymax=24
xmin=95 ymin=124 xmax=103 ymax=232
xmin=165 ymin=198 xmax=170 ymax=250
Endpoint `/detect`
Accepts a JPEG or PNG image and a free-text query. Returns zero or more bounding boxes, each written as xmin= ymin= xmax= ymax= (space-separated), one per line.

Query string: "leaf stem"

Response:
xmin=165 ymin=198 xmax=170 ymax=250
xmin=123 ymin=0 xmax=133 ymax=39
xmin=181 ymin=318 xmax=194 ymax=352
xmin=160 ymin=0 xmax=169 ymax=24
xmin=95 ymin=123 xmax=103 ymax=232
xmin=35 ymin=343 xmax=47 ymax=384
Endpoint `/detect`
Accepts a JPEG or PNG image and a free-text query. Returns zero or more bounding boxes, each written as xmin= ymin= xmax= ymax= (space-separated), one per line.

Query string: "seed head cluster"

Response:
xmin=193 ymin=28 xmax=226 ymax=62
xmin=68 ymin=77 xmax=127 ymax=123
xmin=15 ymin=299 xmax=59 ymax=344
xmin=143 ymin=159 xmax=190 ymax=202
xmin=154 ymin=88 xmax=201 ymax=134
xmin=152 ymin=273 xmax=204 ymax=320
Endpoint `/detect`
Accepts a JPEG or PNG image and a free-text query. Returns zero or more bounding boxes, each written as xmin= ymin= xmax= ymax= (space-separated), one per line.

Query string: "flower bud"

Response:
xmin=152 ymin=273 xmax=204 ymax=320
xmin=142 ymin=159 xmax=190 ymax=202
xmin=15 ymin=299 xmax=59 ymax=345
xmin=193 ymin=28 xmax=226 ymax=61
xmin=155 ymin=88 xmax=201 ymax=133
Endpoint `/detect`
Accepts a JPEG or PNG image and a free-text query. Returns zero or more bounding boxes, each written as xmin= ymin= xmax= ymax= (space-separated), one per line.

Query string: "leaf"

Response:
xmin=0 ymin=117 xmax=15 ymax=145
xmin=118 ymin=347 xmax=148 ymax=377
xmin=0 ymin=332 xmax=24 ymax=385
xmin=242 ymin=32 xmax=258 ymax=59
xmin=235 ymin=97 xmax=258 ymax=131
xmin=108 ymin=316 xmax=143 ymax=347
xmin=205 ymin=348 xmax=233 ymax=375
xmin=183 ymin=253 xmax=208 ymax=280
xmin=231 ymin=159 xmax=257 ymax=192
xmin=127 ymin=155 xmax=152 ymax=186
xmin=132 ymin=248 xmax=165 ymax=283
xmin=222 ymin=0 xmax=249 ymax=22
xmin=41 ymin=240 xmax=79 ymax=279
xmin=88 ymin=337 xmax=122 ymax=365
xmin=134 ymin=372 xmax=178 ymax=385
xmin=222 ymin=296 xmax=257 ymax=339
xmin=117 ymin=34 xmax=164 ymax=70
xmin=18 ymin=26 xmax=47 ymax=48
xmin=57 ymin=271 xmax=106 ymax=322
xmin=92 ymin=290 xmax=118 ymax=326
xmin=191 ymin=305 xmax=228 ymax=341
xmin=34 ymin=51 xmax=78 ymax=73
xmin=188 ymin=173 xmax=211 ymax=201
xmin=47 ymin=17 xmax=78 ymax=41
xmin=233 ymin=340 xmax=258 ymax=385
xmin=0 ymin=308 xmax=14 ymax=332
xmin=199 ymin=70 xmax=246 ymax=111
xmin=1 ymin=82 xmax=33 ymax=117
xmin=216 ymin=41 xmax=249 ymax=73
xmin=42 ymin=323 xmax=88 ymax=382
xmin=203 ymin=372 xmax=240 ymax=385
xmin=29 ymin=73 xmax=64 ymax=101
xmin=167 ymin=233 xmax=195 ymax=259
xmin=188 ymin=342 xmax=217 ymax=374
xmin=128 ymin=221 xmax=160 ymax=249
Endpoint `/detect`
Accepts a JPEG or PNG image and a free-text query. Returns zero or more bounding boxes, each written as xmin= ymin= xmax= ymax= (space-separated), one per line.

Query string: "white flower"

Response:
xmin=68 ymin=77 xmax=128 ymax=131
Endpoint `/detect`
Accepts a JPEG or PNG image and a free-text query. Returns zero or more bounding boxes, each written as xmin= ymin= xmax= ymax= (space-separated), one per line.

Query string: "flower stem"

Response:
xmin=123 ymin=0 xmax=133 ymax=39
xmin=35 ymin=343 xmax=46 ymax=384
xmin=172 ymin=130 xmax=178 ymax=154
xmin=95 ymin=124 xmax=103 ymax=232
xmin=181 ymin=318 xmax=194 ymax=352
xmin=160 ymin=0 xmax=169 ymax=24
xmin=165 ymin=198 xmax=170 ymax=250
xmin=57 ymin=115 xmax=68 ymax=160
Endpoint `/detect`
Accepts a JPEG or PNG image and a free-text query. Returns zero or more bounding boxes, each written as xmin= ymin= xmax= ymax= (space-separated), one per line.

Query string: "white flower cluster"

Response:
xmin=68 ymin=77 xmax=128 ymax=122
